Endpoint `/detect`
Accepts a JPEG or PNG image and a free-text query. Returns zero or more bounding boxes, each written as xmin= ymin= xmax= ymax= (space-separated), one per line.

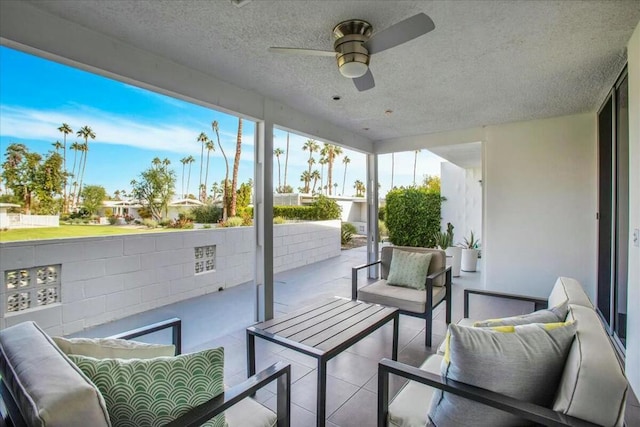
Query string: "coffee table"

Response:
xmin=246 ymin=297 xmax=399 ymax=427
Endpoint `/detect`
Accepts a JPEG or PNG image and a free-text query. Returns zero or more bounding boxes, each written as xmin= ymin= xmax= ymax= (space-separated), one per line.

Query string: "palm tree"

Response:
xmin=75 ymin=125 xmax=96 ymax=205
xmin=341 ymin=155 xmax=351 ymax=196
xmin=302 ymin=139 xmax=319 ymax=178
xmin=185 ymin=155 xmax=195 ymax=198
xmin=197 ymin=132 xmax=209 ymax=200
xmin=180 ymin=156 xmax=189 ymax=198
xmin=58 ymin=123 xmax=73 ymax=212
xmin=203 ymin=139 xmax=215 ymax=201
xmin=300 ymin=171 xmax=311 ymax=193
xmin=391 ymin=152 xmax=395 ymax=189
xmin=274 ymin=147 xmax=284 ymax=191
xmin=324 ymin=143 xmax=343 ymax=195
xmin=305 ymin=157 xmax=316 ymax=193
xmin=212 ymin=121 xmax=229 ymax=220
xmin=310 ymin=170 xmax=321 ymax=193
xmin=413 ymin=149 xmax=421 ymax=186
xmin=74 ymin=142 xmax=88 ymax=207
xmin=52 ymin=141 xmax=62 ymax=153
xmin=68 ymin=141 xmax=81 ymax=208
xmin=230 ymin=117 xmax=243 ymax=216
xmin=354 ymin=179 xmax=365 ymax=197
xmin=283 ymin=132 xmax=290 ymax=189
xmin=318 ymin=156 xmax=327 ymax=195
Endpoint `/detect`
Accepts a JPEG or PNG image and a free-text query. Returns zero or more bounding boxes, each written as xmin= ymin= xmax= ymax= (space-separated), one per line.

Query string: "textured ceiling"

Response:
xmin=25 ymin=0 xmax=640 ymax=144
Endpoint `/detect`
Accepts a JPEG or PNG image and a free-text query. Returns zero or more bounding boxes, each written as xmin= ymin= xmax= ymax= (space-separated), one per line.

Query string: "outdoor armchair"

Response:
xmin=351 ymin=246 xmax=452 ymax=347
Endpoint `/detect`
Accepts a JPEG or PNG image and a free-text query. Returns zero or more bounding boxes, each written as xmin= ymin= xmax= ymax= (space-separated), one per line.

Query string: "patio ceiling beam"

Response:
xmin=373 ymin=126 xmax=485 ymax=154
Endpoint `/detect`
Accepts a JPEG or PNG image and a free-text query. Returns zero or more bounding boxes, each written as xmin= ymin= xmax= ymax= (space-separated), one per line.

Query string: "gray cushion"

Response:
xmin=387 ymin=250 xmax=432 ymax=290
xmin=388 ymin=355 xmax=442 ymax=427
xmin=553 ymin=305 xmax=627 ymax=426
xmin=473 ymin=300 xmax=569 ymax=327
xmin=358 ymin=280 xmax=446 ymax=313
xmin=428 ymin=322 xmax=577 ymax=427
xmin=548 ymin=277 xmax=593 ymax=308
xmin=0 ymin=322 xmax=111 ymax=427
xmin=436 ymin=318 xmax=475 ymax=355
xmin=226 ymin=396 xmax=277 ymax=427
xmin=381 ymin=246 xmax=447 ymax=287
xmin=53 ymin=336 xmax=176 ymax=359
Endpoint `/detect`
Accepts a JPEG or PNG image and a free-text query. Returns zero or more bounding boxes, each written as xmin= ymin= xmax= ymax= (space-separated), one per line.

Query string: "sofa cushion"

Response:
xmin=358 ymin=280 xmax=446 ymax=313
xmin=53 ymin=336 xmax=175 ymax=359
xmin=387 ymin=250 xmax=432 ymax=290
xmin=0 ymin=322 xmax=110 ymax=427
xmin=381 ymin=246 xmax=447 ymax=287
xmin=69 ymin=348 xmax=225 ymax=427
xmin=388 ymin=355 xmax=442 ymax=427
xmin=553 ymin=305 xmax=627 ymax=426
xmin=473 ymin=300 xmax=568 ymax=327
xmin=548 ymin=277 xmax=593 ymax=308
xmin=428 ymin=322 xmax=576 ymax=427
xmin=225 ymin=397 xmax=277 ymax=427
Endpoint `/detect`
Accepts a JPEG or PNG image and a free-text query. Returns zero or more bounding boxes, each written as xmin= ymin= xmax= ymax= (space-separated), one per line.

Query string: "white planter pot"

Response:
xmin=445 ymin=246 xmax=462 ymax=277
xmin=461 ymin=248 xmax=479 ymax=272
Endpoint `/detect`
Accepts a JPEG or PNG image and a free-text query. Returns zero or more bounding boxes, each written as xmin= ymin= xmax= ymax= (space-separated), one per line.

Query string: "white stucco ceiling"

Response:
xmin=20 ymin=0 xmax=640 ymax=146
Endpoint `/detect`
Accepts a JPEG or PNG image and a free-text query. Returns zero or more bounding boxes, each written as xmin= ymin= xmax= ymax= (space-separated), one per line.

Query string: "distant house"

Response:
xmin=167 ymin=198 xmax=204 ymax=219
xmin=100 ymin=198 xmax=204 ymax=221
xmin=0 ymin=203 xmax=59 ymax=229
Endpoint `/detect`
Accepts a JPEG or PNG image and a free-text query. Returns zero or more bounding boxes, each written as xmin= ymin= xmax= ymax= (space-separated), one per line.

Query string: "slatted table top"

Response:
xmin=247 ymin=297 xmax=398 ymax=356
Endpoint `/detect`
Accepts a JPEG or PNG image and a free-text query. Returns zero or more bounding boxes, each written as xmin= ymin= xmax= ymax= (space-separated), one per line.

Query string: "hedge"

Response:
xmin=385 ymin=187 xmax=442 ymax=248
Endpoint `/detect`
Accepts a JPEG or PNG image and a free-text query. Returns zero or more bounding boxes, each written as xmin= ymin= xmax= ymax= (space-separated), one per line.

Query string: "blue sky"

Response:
xmin=0 ymin=46 xmax=443 ymax=198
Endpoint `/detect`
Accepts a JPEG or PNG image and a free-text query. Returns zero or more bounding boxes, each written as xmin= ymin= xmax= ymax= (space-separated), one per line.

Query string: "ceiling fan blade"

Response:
xmin=364 ymin=13 xmax=435 ymax=55
xmin=353 ymin=69 xmax=375 ymax=92
xmin=268 ymin=47 xmax=336 ymax=57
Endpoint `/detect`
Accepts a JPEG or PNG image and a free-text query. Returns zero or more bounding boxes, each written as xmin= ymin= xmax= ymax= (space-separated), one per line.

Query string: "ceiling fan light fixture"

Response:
xmin=339 ymin=61 xmax=368 ymax=78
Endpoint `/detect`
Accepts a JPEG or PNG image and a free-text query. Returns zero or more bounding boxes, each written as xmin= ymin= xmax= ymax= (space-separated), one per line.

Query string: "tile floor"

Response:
xmin=80 ymin=246 xmax=639 ymax=427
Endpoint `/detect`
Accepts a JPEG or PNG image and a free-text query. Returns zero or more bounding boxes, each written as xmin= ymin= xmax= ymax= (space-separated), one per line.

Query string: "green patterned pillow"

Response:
xmin=69 ymin=348 xmax=225 ymax=427
xmin=386 ymin=250 xmax=432 ymax=290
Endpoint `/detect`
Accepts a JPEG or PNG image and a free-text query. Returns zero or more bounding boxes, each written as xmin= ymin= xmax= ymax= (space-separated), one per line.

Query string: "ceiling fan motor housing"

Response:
xmin=333 ymin=20 xmax=372 ymax=78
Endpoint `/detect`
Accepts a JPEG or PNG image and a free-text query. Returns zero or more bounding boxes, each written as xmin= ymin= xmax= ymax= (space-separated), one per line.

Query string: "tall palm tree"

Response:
xmin=52 ymin=141 xmax=62 ymax=153
xmin=212 ymin=121 xmax=229 ymax=220
xmin=302 ymin=139 xmax=319 ymax=178
xmin=58 ymin=123 xmax=73 ymax=212
xmin=310 ymin=170 xmax=321 ymax=194
xmin=197 ymin=132 xmax=209 ymax=200
xmin=180 ymin=156 xmax=189 ymax=198
xmin=283 ymin=132 xmax=290 ymax=189
xmin=203 ymin=139 xmax=215 ymax=201
xmin=68 ymin=141 xmax=81 ymax=208
xmin=230 ymin=118 xmax=243 ymax=216
xmin=324 ymin=143 xmax=343 ymax=195
xmin=185 ymin=155 xmax=195 ymax=198
xmin=354 ymin=179 xmax=365 ymax=197
xmin=318 ymin=156 xmax=327 ymax=195
xmin=391 ymin=152 xmax=395 ymax=189
xmin=300 ymin=171 xmax=311 ymax=193
xmin=305 ymin=157 xmax=316 ymax=193
xmin=274 ymin=147 xmax=284 ymax=191
xmin=413 ymin=149 xmax=421 ymax=186
xmin=75 ymin=125 xmax=96 ymax=205
xmin=341 ymin=155 xmax=351 ymax=196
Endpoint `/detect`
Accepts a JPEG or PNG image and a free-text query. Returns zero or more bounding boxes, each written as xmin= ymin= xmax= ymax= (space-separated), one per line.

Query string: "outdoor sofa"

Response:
xmin=0 ymin=318 xmax=290 ymax=427
xmin=378 ymin=277 xmax=628 ymax=427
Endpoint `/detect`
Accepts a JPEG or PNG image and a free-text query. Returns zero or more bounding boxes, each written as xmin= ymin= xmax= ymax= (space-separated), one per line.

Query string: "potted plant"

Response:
xmin=436 ymin=223 xmax=461 ymax=277
xmin=460 ymin=230 xmax=480 ymax=272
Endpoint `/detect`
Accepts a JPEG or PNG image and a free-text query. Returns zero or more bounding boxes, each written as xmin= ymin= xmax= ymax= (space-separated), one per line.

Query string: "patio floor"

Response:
xmin=79 ymin=245 xmax=639 ymax=427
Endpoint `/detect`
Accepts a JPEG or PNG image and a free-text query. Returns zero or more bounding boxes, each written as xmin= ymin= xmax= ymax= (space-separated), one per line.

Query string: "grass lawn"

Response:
xmin=0 ymin=225 xmax=182 ymax=242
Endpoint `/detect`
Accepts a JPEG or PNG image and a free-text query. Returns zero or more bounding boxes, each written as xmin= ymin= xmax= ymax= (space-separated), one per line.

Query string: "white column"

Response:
xmin=366 ymin=153 xmax=380 ymax=278
xmin=254 ymin=120 xmax=274 ymax=321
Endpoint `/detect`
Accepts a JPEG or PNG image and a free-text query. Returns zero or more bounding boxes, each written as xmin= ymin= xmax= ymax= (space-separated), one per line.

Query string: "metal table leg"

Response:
xmin=317 ymin=358 xmax=327 ymax=427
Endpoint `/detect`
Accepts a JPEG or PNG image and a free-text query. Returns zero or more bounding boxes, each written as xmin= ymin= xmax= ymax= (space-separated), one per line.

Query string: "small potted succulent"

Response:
xmin=436 ymin=223 xmax=461 ymax=277
xmin=460 ymin=230 xmax=480 ymax=272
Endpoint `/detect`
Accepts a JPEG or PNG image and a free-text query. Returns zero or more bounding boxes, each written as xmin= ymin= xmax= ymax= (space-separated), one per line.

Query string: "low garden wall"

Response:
xmin=0 ymin=220 xmax=340 ymax=335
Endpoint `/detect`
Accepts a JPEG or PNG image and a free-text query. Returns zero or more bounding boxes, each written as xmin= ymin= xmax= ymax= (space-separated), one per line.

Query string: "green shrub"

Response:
xmin=222 ymin=216 xmax=244 ymax=227
xmin=202 ymin=224 xmax=212 ymax=229
xmin=142 ymin=218 xmax=158 ymax=228
xmin=158 ymin=219 xmax=171 ymax=227
xmin=273 ymin=205 xmax=315 ymax=220
xmin=385 ymin=187 xmax=442 ymax=248
xmin=378 ymin=205 xmax=386 ymax=221
xmin=310 ymin=195 xmax=341 ymax=220
xmin=378 ymin=219 xmax=388 ymax=239
xmin=168 ymin=213 xmax=194 ymax=229
xmin=273 ymin=216 xmax=287 ymax=224
xmin=108 ymin=215 xmax=118 ymax=225
xmin=191 ymin=204 xmax=222 ymax=224
xmin=341 ymin=222 xmax=357 ymax=244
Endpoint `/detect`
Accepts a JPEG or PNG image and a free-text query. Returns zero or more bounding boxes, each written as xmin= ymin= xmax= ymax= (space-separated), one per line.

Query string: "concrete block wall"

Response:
xmin=1 ymin=220 xmax=340 ymax=335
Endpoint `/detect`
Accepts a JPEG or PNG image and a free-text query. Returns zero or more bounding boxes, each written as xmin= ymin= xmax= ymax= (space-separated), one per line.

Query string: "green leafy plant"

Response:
xmin=310 ymin=195 xmax=342 ymax=220
xmin=273 ymin=216 xmax=287 ymax=224
xmin=222 ymin=216 xmax=244 ymax=227
xmin=107 ymin=215 xmax=118 ymax=225
xmin=191 ymin=204 xmax=222 ymax=224
xmin=385 ymin=187 xmax=442 ymax=248
xmin=142 ymin=218 xmax=158 ymax=228
xmin=341 ymin=222 xmax=357 ymax=244
xmin=378 ymin=219 xmax=388 ymax=240
xmin=461 ymin=231 xmax=480 ymax=249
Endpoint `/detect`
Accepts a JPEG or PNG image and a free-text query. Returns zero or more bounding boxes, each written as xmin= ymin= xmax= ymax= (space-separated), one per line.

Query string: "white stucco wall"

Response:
xmin=484 ymin=113 xmax=597 ymax=300
xmin=625 ymin=20 xmax=640 ymax=399
xmin=0 ymin=220 xmax=340 ymax=335
xmin=441 ymin=162 xmax=482 ymax=246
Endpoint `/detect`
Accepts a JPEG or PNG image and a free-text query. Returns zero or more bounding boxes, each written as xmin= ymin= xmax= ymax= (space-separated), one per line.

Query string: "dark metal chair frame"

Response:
xmin=352 ymin=258 xmax=452 ymax=347
xmin=1 ymin=318 xmax=291 ymax=427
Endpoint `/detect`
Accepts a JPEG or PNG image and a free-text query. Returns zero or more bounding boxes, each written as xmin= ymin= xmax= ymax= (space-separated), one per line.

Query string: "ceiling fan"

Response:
xmin=268 ymin=13 xmax=435 ymax=91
